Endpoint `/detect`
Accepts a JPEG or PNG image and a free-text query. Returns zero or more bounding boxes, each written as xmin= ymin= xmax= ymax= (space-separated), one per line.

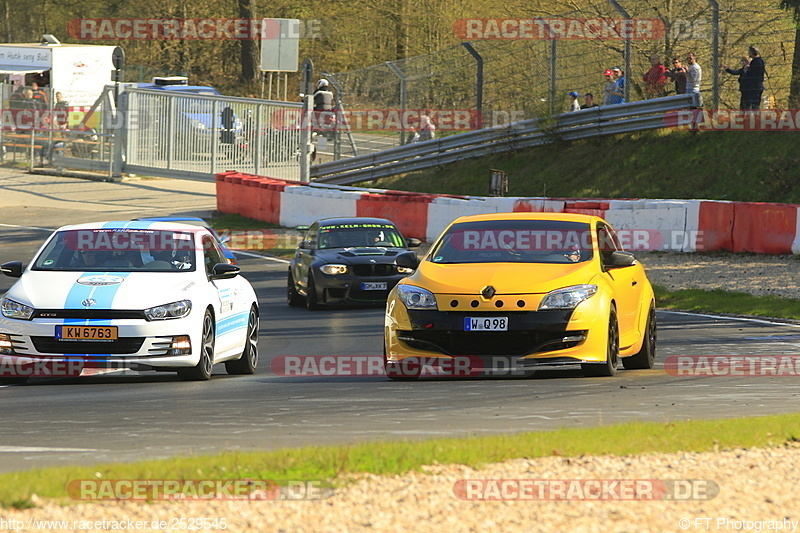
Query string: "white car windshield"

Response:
xmin=32 ymin=229 xmax=197 ymax=272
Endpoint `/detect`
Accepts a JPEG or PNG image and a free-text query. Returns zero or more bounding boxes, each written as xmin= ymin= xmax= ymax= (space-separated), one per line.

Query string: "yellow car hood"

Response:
xmin=411 ymin=260 xmax=597 ymax=295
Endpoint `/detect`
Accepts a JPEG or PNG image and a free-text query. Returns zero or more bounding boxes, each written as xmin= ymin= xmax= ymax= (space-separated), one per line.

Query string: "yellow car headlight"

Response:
xmin=397 ymin=285 xmax=437 ymax=310
xmin=538 ymin=284 xmax=597 ymax=310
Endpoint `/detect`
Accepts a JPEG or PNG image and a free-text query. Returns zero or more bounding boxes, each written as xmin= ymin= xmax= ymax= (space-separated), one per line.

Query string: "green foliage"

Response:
xmin=364 ymin=129 xmax=800 ymax=202
xmin=653 ymin=284 xmax=800 ymax=319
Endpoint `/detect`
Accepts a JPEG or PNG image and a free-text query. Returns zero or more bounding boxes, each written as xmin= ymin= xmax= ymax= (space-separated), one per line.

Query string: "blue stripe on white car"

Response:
xmin=216 ymin=311 xmax=249 ymax=336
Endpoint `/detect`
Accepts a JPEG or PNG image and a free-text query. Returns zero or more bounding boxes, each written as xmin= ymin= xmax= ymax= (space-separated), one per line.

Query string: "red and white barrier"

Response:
xmin=215 ymin=171 xmax=800 ymax=255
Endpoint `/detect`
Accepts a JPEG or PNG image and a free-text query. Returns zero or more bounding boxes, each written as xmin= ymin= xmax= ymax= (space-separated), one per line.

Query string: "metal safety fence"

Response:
xmin=312 ymin=93 xmax=700 ymax=185
xmin=319 ymin=0 xmax=797 ymax=161
xmin=123 ymin=88 xmax=304 ymax=181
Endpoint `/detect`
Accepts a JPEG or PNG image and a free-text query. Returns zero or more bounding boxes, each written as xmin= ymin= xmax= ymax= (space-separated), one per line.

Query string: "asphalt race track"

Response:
xmin=1 ymin=181 xmax=800 ymax=474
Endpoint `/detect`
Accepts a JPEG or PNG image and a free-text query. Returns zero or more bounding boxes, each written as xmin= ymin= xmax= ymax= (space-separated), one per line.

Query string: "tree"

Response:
xmin=779 ymin=0 xmax=800 ymax=107
xmin=238 ymin=0 xmax=260 ymax=83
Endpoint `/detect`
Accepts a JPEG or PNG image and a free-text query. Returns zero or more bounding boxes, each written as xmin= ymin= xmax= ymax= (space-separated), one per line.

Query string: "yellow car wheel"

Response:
xmin=582 ymin=306 xmax=619 ymax=377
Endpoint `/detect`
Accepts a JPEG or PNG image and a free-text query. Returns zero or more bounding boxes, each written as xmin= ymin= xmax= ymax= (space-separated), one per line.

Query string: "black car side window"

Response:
xmin=305 ymin=223 xmax=318 ymax=249
xmin=597 ymin=224 xmax=618 ymax=266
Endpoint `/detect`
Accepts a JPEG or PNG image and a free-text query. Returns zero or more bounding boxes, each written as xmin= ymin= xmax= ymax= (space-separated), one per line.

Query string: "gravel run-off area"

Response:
xmin=5 ymin=252 xmax=800 ymax=532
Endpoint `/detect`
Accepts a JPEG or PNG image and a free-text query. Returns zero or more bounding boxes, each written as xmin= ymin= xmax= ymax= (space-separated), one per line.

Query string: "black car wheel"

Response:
xmin=306 ymin=274 xmax=320 ymax=310
xmin=287 ymin=270 xmax=303 ymax=307
xmin=582 ymin=306 xmax=619 ymax=377
xmin=623 ymin=303 xmax=657 ymax=370
xmin=178 ymin=310 xmax=215 ymax=381
xmin=225 ymin=306 xmax=259 ymax=375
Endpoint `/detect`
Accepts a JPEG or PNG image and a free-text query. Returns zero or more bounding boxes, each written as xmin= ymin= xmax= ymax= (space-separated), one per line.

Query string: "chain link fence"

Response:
xmin=323 ymin=1 xmax=797 ymax=159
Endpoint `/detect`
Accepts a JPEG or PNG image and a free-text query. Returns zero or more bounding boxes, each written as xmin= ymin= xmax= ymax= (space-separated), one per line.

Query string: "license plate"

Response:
xmin=56 ymin=325 xmax=118 ymax=341
xmin=464 ymin=317 xmax=508 ymax=331
xmin=361 ymin=282 xmax=387 ymax=291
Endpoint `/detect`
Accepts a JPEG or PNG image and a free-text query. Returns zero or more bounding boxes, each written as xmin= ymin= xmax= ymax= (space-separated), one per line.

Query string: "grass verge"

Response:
xmin=654 ymin=284 xmax=800 ymax=320
xmin=3 ymin=413 xmax=800 ymax=508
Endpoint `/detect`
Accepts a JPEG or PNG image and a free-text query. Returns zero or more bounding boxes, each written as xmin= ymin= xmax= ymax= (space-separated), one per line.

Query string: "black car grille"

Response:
xmin=351 ymin=264 xmax=397 ymax=277
xmin=32 ymin=309 xmax=147 ymax=320
xmin=31 ymin=337 xmax=146 ymax=354
xmin=397 ymin=330 xmax=584 ymax=357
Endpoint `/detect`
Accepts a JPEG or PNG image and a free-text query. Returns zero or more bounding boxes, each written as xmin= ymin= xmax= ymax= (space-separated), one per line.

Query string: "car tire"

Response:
xmin=225 ymin=306 xmax=259 ymax=375
xmin=287 ymin=270 xmax=303 ymax=307
xmin=582 ymin=306 xmax=619 ymax=377
xmin=384 ymin=347 xmax=421 ymax=381
xmin=178 ymin=310 xmax=215 ymax=381
xmin=305 ymin=274 xmax=320 ymax=310
xmin=623 ymin=303 xmax=657 ymax=370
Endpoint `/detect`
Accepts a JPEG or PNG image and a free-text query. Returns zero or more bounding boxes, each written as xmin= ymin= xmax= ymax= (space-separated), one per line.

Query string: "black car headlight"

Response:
xmin=320 ymin=264 xmax=348 ymax=275
xmin=144 ymin=300 xmax=192 ymax=321
xmin=397 ymin=266 xmax=414 ymax=274
xmin=538 ymin=284 xmax=597 ymax=310
xmin=397 ymin=285 xmax=437 ymax=310
xmin=1 ymin=297 xmax=34 ymax=320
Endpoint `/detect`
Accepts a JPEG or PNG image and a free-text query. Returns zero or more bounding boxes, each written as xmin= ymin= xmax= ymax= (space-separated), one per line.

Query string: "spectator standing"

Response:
xmin=30 ymin=82 xmax=48 ymax=110
xmin=665 ymin=58 xmax=688 ymax=95
xmin=723 ymin=46 xmax=765 ymax=110
xmin=566 ymin=91 xmax=580 ymax=112
xmin=685 ymin=52 xmax=702 ymax=103
xmin=580 ymin=93 xmax=599 ymax=109
xmin=685 ymin=52 xmax=703 ymax=131
xmin=745 ymin=46 xmax=766 ymax=109
xmin=418 ymin=114 xmax=436 ymax=141
xmin=610 ymin=66 xmax=625 ymax=104
xmin=53 ymin=92 xmax=69 ymax=129
xmin=723 ymin=57 xmax=752 ymax=109
xmin=602 ymin=69 xmax=617 ymax=105
xmin=642 ymin=54 xmax=667 ymax=98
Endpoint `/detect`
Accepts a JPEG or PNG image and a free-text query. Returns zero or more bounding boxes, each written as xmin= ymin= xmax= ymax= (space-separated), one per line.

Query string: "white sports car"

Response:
xmin=0 ymin=221 xmax=259 ymax=383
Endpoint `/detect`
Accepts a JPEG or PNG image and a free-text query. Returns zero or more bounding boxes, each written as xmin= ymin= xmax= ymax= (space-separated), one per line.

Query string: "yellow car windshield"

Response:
xmin=429 ymin=220 xmax=594 ymax=264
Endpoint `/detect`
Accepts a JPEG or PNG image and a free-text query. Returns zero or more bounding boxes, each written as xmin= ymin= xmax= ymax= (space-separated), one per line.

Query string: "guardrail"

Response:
xmin=311 ymin=94 xmax=700 ymax=185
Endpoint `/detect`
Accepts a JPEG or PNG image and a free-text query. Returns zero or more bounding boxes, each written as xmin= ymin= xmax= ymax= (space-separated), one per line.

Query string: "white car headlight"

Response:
xmin=538 ymin=284 xmax=598 ymax=310
xmin=1 ymin=297 xmax=34 ymax=320
xmin=397 ymin=285 xmax=437 ymax=310
xmin=320 ymin=264 xmax=348 ymax=275
xmin=144 ymin=300 xmax=192 ymax=321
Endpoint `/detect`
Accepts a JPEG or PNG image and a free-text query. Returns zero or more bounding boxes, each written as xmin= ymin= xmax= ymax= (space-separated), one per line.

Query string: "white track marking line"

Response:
xmin=233 ymin=250 xmax=290 ymax=264
xmin=660 ymin=309 xmax=800 ymax=328
xmin=0 ymin=223 xmax=55 ymax=232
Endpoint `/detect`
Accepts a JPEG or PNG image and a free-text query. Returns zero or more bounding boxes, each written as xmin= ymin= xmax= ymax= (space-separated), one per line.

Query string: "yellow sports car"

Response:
xmin=384 ymin=212 xmax=656 ymax=380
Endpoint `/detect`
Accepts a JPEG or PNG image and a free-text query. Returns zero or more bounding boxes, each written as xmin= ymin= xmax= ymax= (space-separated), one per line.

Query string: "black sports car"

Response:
xmin=288 ymin=217 xmax=421 ymax=309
